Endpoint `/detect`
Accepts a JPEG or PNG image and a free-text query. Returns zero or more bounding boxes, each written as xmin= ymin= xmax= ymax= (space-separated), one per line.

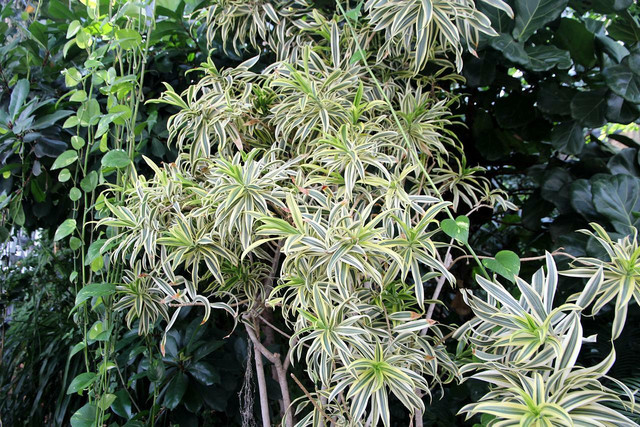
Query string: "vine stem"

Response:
xmin=449 ymin=249 xmax=575 ymax=270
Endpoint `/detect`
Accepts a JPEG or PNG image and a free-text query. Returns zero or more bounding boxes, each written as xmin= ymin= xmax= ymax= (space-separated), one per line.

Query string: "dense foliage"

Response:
xmin=1 ymin=0 xmax=640 ymax=426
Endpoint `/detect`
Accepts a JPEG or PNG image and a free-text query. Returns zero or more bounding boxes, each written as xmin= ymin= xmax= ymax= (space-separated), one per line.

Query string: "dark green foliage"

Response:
xmin=0 ymin=237 xmax=82 ymax=425
xmin=1 ymin=0 xmax=639 ymax=425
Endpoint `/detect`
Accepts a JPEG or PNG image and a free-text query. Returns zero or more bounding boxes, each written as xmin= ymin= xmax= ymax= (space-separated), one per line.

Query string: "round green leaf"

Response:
xmin=115 ymin=28 xmax=142 ymax=50
xmin=75 ymin=282 xmax=116 ymax=306
xmin=69 ymin=236 xmax=83 ymax=250
xmin=71 ymin=136 xmax=86 ymax=150
xmin=80 ymin=171 xmax=98 ymax=192
xmin=69 ymin=187 xmax=82 ymax=201
xmin=482 ymin=250 xmax=521 ymax=282
xmin=58 ymin=168 xmax=72 ymax=182
xmin=101 ymin=149 xmax=131 ymax=169
xmin=51 ymin=150 xmax=78 ymax=170
xmin=441 ymin=215 xmax=470 ymax=244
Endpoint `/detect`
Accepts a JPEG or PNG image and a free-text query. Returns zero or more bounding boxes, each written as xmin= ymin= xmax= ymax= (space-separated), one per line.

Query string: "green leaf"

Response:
xmin=32 ymin=110 xmax=73 ymax=130
xmin=115 ymin=28 xmax=142 ymax=50
xmin=490 ymin=34 xmax=529 ymax=66
xmin=69 ymin=187 xmax=82 ymax=201
xmin=80 ymin=171 xmax=98 ymax=192
xmin=570 ymin=89 xmax=608 ymax=128
xmin=98 ymin=393 xmax=117 ymax=411
xmin=51 ymin=150 xmax=78 ymax=170
xmin=85 ymin=238 xmax=106 ymax=266
xmin=70 ymin=90 xmax=87 ymax=102
xmin=524 ymin=45 xmax=571 ymax=72
xmin=67 ymin=372 xmax=96 ymax=394
xmin=58 ymin=168 xmax=71 ymax=182
xmin=608 ymin=14 xmax=640 ymax=44
xmin=70 ymin=403 xmax=96 ymax=427
xmin=101 ymin=149 xmax=131 ymax=169
xmin=569 ymin=179 xmax=599 ymax=220
xmin=63 ymin=116 xmax=79 ymax=128
xmin=606 ymin=92 xmax=640 ymax=124
xmin=536 ymin=83 xmax=574 ymax=115
xmin=555 ymin=18 xmax=596 ymax=67
xmin=9 ymin=79 xmax=29 ymax=118
xmin=603 ymin=64 xmax=640 ymax=104
xmin=75 ymin=282 xmax=116 ymax=306
xmin=67 ymin=20 xmax=82 ymax=38
xmin=70 ymin=236 xmax=83 ymax=250
xmin=78 ymin=98 xmax=100 ymax=126
xmin=482 ymin=250 xmax=521 ymax=281
xmin=513 ymin=0 xmax=568 ymax=42
xmin=71 ymin=136 xmax=85 ymax=150
xmin=591 ymin=174 xmax=640 ymax=234
xmin=550 ymin=122 xmax=584 ymax=155
xmin=441 ymin=215 xmax=470 ymax=244
xmin=164 ymin=373 xmax=188 ymax=409
xmin=54 ymin=219 xmax=76 ymax=241
xmin=188 ymin=361 xmax=219 ymax=386
xmin=64 ymin=68 xmax=82 ymax=87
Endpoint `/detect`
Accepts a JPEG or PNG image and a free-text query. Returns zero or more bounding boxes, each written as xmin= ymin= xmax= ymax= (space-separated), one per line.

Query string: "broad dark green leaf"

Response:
xmin=164 ymin=372 xmax=188 ymax=409
xmin=462 ymin=52 xmax=496 ymax=87
xmin=550 ymin=121 xmax=584 ymax=154
xmin=536 ymin=83 xmax=574 ymax=115
xmin=188 ymin=361 xmax=219 ymax=386
xmin=570 ymin=0 xmax=632 ymax=13
xmin=525 ymin=45 xmax=571 ymax=72
xmin=513 ymin=0 xmax=568 ymax=42
xmin=570 ymin=179 xmax=599 ymax=220
xmin=608 ymin=14 xmax=640 ymax=44
xmin=591 ymin=174 xmax=640 ymax=234
xmin=606 ymin=92 xmax=640 ymax=124
xmin=603 ymin=64 xmax=640 ymax=104
xmin=9 ymin=79 xmax=29 ymax=118
xmin=540 ymin=167 xmax=572 ymax=213
xmin=570 ymin=89 xmax=608 ymax=128
xmin=607 ymin=148 xmax=640 ymax=177
xmin=555 ymin=18 xmax=596 ymax=67
xmin=490 ymin=34 xmax=528 ymax=65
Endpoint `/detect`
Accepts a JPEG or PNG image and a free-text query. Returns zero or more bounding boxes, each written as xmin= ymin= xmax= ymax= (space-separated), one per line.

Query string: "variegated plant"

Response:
xmin=563 ymin=223 xmax=640 ymax=339
xmin=95 ymin=1 xmax=637 ymax=426
xmin=455 ymin=254 xmax=592 ymax=368
xmin=456 ymin=252 xmax=638 ymax=426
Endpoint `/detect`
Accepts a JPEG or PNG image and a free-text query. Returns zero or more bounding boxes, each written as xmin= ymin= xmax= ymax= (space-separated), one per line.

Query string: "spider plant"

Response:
xmin=563 ymin=223 xmax=640 ymax=339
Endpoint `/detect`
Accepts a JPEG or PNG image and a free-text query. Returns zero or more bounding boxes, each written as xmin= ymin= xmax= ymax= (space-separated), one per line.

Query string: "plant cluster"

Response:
xmin=0 ymin=0 xmax=639 ymax=426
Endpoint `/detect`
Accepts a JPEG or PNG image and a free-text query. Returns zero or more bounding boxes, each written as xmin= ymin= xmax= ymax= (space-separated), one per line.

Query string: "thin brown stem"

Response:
xmin=449 ymin=249 xmax=575 ymax=270
xmin=290 ymin=373 xmax=335 ymax=425
xmin=245 ymin=321 xmax=294 ymax=427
